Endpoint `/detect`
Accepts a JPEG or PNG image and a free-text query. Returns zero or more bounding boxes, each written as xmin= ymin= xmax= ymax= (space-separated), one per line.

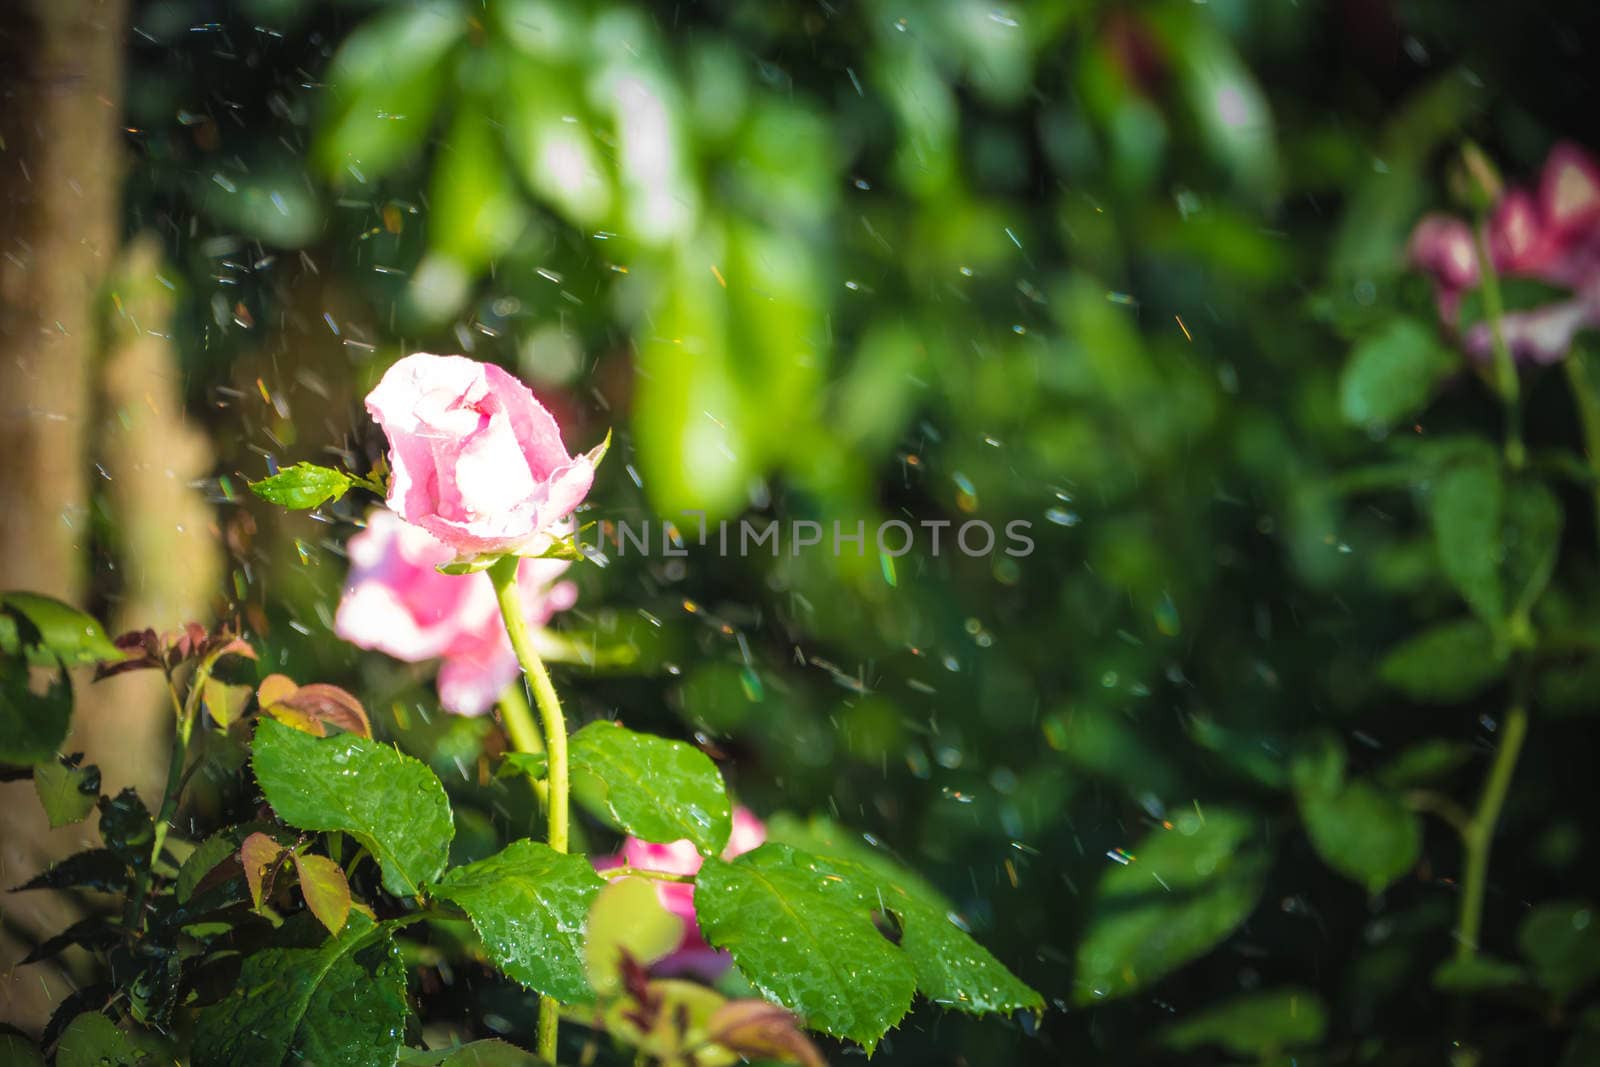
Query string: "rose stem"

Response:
xmin=488 ymin=555 xmax=569 ymax=1063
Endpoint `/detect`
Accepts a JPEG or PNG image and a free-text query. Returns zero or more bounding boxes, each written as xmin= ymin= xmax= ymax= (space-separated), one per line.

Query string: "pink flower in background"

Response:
xmin=366 ymin=353 xmax=596 ymax=559
xmin=596 ymin=807 xmax=766 ymax=981
xmin=1411 ymin=141 xmax=1600 ymax=365
xmin=334 ymin=510 xmax=577 ymax=715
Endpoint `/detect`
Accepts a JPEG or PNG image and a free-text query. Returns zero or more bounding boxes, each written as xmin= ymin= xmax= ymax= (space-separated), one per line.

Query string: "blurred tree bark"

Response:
xmin=0 ymin=0 xmax=220 ymax=1033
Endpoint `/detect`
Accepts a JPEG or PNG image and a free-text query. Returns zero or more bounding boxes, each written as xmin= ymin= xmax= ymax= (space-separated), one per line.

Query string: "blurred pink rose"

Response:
xmin=366 ymin=353 xmax=596 ymax=558
xmin=334 ymin=510 xmax=577 ymax=715
xmin=595 ymin=807 xmax=766 ymax=981
xmin=1411 ymin=141 xmax=1600 ymax=365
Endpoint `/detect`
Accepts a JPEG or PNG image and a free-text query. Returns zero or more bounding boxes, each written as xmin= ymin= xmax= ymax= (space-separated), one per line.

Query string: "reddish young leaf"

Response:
xmin=240 ymin=832 xmax=289 ymax=909
xmin=256 ymin=674 xmax=371 ymax=738
xmin=706 ymin=1000 xmax=827 ymax=1067
xmin=292 ymin=852 xmax=352 ymax=935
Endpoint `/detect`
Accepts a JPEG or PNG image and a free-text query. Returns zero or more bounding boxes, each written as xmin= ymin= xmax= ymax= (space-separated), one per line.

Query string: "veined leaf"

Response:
xmin=248 ymin=463 xmax=355 ymax=510
xmin=570 ymin=721 xmax=731 ymax=856
xmin=430 ymin=839 xmax=603 ymax=1003
xmin=192 ymin=914 xmax=407 ymax=1067
xmin=252 ymin=718 xmax=453 ymax=896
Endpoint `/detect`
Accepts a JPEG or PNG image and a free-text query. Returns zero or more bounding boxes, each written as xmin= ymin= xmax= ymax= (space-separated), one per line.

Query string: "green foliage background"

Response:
xmin=107 ymin=0 xmax=1600 ymax=1060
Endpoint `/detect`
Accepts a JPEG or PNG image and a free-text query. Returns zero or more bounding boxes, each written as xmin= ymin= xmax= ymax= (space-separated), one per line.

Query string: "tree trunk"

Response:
xmin=0 ymin=0 xmax=129 ymax=1033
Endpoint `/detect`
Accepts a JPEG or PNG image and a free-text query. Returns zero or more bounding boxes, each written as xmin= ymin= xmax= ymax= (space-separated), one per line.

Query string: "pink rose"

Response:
xmin=1411 ymin=141 xmax=1600 ymax=365
xmin=334 ymin=510 xmax=577 ymax=715
xmin=595 ymin=807 xmax=766 ymax=981
xmin=366 ymin=353 xmax=597 ymax=558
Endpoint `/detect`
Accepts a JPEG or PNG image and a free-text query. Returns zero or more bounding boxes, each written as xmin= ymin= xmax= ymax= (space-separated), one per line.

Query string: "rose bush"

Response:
xmin=366 ymin=352 xmax=599 ymax=558
xmin=334 ymin=508 xmax=577 ymax=715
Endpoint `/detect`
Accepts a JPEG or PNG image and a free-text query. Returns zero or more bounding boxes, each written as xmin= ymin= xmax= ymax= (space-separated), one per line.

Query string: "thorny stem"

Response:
xmin=488 ymin=555 xmax=569 ymax=1064
xmin=1473 ymin=221 xmax=1526 ymax=469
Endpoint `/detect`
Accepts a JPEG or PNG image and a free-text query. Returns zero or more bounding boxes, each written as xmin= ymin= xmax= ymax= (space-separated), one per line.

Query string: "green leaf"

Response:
xmin=1429 ymin=455 xmax=1505 ymax=626
xmin=313 ymin=1 xmax=463 ymax=180
xmin=1074 ymin=809 xmax=1268 ymax=1003
xmin=758 ymin=814 xmax=1040 ymax=1018
xmin=192 ymin=914 xmax=407 ymax=1067
xmin=0 ymin=1032 xmax=43 ymax=1067
xmin=399 ymin=1041 xmax=548 ymax=1066
xmin=430 ymin=839 xmax=603 ymax=1003
xmin=1339 ymin=318 xmax=1457 ymax=432
xmin=494 ymin=752 xmax=547 ymax=780
xmin=695 ymin=844 xmax=917 ymax=1051
xmin=1159 ymin=987 xmax=1327 ymax=1055
xmin=0 ymin=656 xmax=72 ymax=765
xmin=1375 ymin=739 xmax=1474 ymax=788
xmin=248 ymin=463 xmax=355 ymax=510
xmin=293 ymin=853 xmax=352 ymax=935
xmin=585 ymin=876 xmax=685 ymax=996
xmin=13 ymin=848 xmax=129 ymax=893
xmin=763 ymin=812 xmax=950 ymax=911
xmin=33 ymin=756 xmax=98 ymax=828
xmin=1432 ymin=954 xmax=1529 ymax=993
xmin=1297 ymin=778 xmax=1420 ymax=893
xmin=1518 ymin=900 xmax=1600 ymax=1002
xmin=54 ymin=1012 xmax=160 ymax=1067
xmin=1379 ymin=618 xmax=1506 ymax=702
xmin=569 ymin=721 xmax=731 ymax=856
xmin=1503 ymin=479 xmax=1563 ymax=616
xmin=0 ymin=591 xmax=121 ymax=666
xmin=177 ymin=830 xmax=245 ymax=904
xmin=252 ymin=718 xmax=454 ymax=896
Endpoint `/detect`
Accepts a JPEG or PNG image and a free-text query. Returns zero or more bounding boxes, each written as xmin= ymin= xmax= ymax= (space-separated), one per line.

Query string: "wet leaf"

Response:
xmin=695 ymin=844 xmax=918 ymax=1051
xmin=248 ymin=462 xmax=355 ymax=510
xmin=252 ymin=718 xmax=453 ymax=896
xmin=1159 ymin=987 xmax=1327 ymax=1055
xmin=494 ymin=752 xmax=547 ymax=780
xmin=398 ymin=1040 xmax=548 ymax=1066
xmin=569 ymin=721 xmax=731 ymax=856
xmin=33 ymin=755 xmax=98 ymax=828
xmin=192 ymin=914 xmax=406 ymax=1067
xmin=430 ymin=839 xmax=603 ymax=1003
xmin=54 ymin=1012 xmax=160 ymax=1067
xmin=0 ymin=591 xmax=122 ymax=666
xmin=258 ymin=674 xmax=372 ymax=738
xmin=294 ymin=853 xmax=352 ymax=935
xmin=241 ymin=831 xmax=290 ymax=909
xmin=1073 ymin=809 xmax=1268 ymax=1003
